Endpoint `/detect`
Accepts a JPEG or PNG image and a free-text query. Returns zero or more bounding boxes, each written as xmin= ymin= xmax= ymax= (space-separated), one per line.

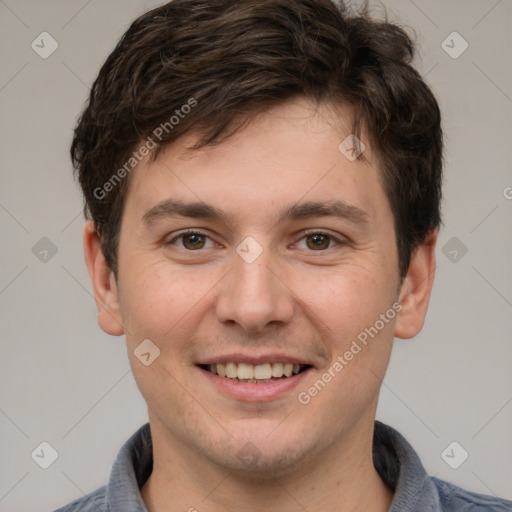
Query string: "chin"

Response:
xmin=223 ymin=449 xmax=307 ymax=480
xmin=204 ymin=432 xmax=318 ymax=480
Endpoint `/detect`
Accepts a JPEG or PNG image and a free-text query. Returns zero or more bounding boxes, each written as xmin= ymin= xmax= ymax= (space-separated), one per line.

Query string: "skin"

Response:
xmin=85 ymin=97 xmax=437 ymax=512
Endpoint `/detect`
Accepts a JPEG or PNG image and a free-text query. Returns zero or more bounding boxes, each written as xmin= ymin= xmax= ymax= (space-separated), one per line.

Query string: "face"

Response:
xmin=87 ymin=97 xmax=435 ymax=477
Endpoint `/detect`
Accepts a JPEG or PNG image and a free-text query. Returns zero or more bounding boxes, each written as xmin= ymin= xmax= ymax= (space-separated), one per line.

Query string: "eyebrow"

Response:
xmin=142 ymin=199 xmax=369 ymax=227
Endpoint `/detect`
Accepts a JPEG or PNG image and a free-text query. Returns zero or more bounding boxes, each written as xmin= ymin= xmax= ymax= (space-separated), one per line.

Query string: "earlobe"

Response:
xmin=83 ymin=221 xmax=124 ymax=336
xmin=394 ymin=231 xmax=437 ymax=340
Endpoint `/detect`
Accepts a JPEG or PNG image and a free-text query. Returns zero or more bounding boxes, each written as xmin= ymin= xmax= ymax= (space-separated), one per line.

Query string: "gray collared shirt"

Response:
xmin=54 ymin=421 xmax=512 ymax=511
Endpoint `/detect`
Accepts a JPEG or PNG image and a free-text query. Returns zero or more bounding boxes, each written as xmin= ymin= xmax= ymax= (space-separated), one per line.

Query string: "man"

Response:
xmin=55 ymin=0 xmax=512 ymax=510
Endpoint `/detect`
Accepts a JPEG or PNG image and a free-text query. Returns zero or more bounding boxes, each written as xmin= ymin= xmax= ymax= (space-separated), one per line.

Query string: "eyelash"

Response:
xmin=166 ymin=229 xmax=344 ymax=251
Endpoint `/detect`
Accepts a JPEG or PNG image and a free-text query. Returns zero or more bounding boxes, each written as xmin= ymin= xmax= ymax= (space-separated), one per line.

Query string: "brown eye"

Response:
xmin=305 ymin=233 xmax=331 ymax=250
xmin=182 ymin=233 xmax=206 ymax=250
xmin=167 ymin=231 xmax=213 ymax=250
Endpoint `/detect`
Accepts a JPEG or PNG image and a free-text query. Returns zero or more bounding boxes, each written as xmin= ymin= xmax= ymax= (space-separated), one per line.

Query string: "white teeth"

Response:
xmin=208 ymin=362 xmax=306 ymax=381
xmin=225 ymin=362 xmax=238 ymax=379
xmin=237 ymin=363 xmax=254 ymax=379
xmin=253 ymin=363 xmax=272 ymax=380
xmin=272 ymin=362 xmax=284 ymax=377
xmin=283 ymin=363 xmax=293 ymax=377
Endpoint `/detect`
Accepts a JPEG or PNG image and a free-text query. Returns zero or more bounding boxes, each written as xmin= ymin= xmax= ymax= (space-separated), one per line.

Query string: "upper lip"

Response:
xmin=197 ymin=353 xmax=314 ymax=367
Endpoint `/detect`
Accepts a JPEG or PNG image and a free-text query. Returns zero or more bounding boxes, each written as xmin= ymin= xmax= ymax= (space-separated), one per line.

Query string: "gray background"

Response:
xmin=0 ymin=0 xmax=511 ymax=510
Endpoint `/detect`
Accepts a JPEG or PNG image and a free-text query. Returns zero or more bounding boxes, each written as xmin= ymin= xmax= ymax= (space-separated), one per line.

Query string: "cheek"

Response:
xmin=291 ymin=263 xmax=397 ymax=343
xmin=292 ymin=266 xmax=397 ymax=426
xmin=117 ymin=257 xmax=220 ymax=349
xmin=118 ymin=261 xmax=217 ymax=414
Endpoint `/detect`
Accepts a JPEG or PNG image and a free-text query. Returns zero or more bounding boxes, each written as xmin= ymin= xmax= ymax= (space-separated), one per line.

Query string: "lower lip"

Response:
xmin=198 ymin=366 xmax=311 ymax=402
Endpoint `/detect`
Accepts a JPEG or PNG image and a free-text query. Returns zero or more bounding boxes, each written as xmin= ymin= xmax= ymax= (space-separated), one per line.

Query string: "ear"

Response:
xmin=83 ymin=221 xmax=124 ymax=336
xmin=394 ymin=231 xmax=437 ymax=339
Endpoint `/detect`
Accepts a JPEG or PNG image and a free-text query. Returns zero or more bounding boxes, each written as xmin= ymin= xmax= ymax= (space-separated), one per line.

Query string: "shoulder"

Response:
xmin=432 ymin=477 xmax=512 ymax=511
xmin=52 ymin=485 xmax=107 ymax=512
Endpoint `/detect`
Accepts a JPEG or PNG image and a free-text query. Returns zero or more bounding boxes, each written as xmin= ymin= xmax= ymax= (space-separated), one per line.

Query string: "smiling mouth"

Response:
xmin=198 ymin=362 xmax=311 ymax=383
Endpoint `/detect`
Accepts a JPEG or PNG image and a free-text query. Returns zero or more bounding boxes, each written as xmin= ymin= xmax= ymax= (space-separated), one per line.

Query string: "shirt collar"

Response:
xmin=373 ymin=421 xmax=441 ymax=511
xmin=105 ymin=421 xmax=441 ymax=511
xmin=106 ymin=423 xmax=152 ymax=511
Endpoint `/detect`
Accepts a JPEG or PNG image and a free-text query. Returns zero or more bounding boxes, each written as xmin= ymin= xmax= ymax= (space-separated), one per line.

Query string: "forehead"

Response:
xmin=123 ymin=98 xmax=389 ymax=227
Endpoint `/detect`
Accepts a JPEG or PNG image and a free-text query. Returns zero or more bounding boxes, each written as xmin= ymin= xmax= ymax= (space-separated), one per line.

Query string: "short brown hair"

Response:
xmin=71 ymin=0 xmax=442 ymax=278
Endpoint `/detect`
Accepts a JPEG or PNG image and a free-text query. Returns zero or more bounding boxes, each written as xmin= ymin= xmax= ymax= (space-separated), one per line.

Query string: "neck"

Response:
xmin=141 ymin=415 xmax=393 ymax=512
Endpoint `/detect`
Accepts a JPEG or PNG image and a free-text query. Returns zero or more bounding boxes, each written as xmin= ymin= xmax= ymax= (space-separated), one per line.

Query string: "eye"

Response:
xmin=295 ymin=232 xmax=340 ymax=251
xmin=168 ymin=230 xmax=215 ymax=250
xmin=167 ymin=230 xmax=343 ymax=252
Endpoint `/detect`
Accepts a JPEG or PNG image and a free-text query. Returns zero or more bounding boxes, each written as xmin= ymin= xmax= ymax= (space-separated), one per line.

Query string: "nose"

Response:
xmin=215 ymin=246 xmax=294 ymax=333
